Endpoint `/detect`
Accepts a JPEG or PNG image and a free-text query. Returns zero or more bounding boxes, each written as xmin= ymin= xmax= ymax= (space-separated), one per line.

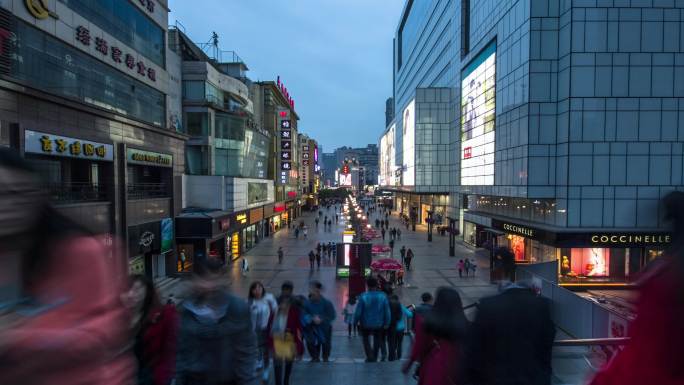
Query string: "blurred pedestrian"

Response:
xmin=412 ymin=292 xmax=434 ymax=333
xmin=248 ymin=281 xmax=278 ymax=382
xmin=343 ymin=295 xmax=358 ymax=337
xmin=303 ymin=227 xmax=308 ymax=239
xmin=458 ymin=259 xmax=464 ymax=278
xmin=123 ymin=275 xmax=179 ymax=385
xmin=464 ymin=266 xmax=555 ymax=385
xmin=308 ymin=251 xmax=315 ymax=270
xmin=397 ymin=228 xmax=401 ymax=240
xmin=464 ymin=259 xmax=472 ymax=277
xmin=302 ymin=281 xmax=336 ymax=362
xmin=176 ymin=259 xmax=257 ymax=385
xmin=278 ymin=247 xmax=284 ymax=264
xmin=354 ymin=277 xmax=391 ymax=362
xmin=315 ymin=218 xmax=319 ymax=228
xmin=315 ymin=251 xmax=321 ymax=269
xmin=375 ymin=219 xmax=380 ymax=228
xmin=269 ymin=292 xmax=303 ymax=385
xmin=381 ymin=228 xmax=386 ymax=241
xmin=400 ymin=246 xmax=407 ymax=265
xmin=470 ymin=259 xmax=478 ymax=276
xmin=0 ymin=148 xmax=135 ymax=385
xmin=387 ymin=294 xmax=413 ymax=361
xmin=294 ymin=228 xmax=299 ymax=239
xmin=403 ymin=287 xmax=467 ymax=385
xmin=588 ymin=191 xmax=684 ymax=385
xmin=241 ymin=257 xmax=249 ymax=276
xmin=405 ymin=248 xmax=414 ymax=271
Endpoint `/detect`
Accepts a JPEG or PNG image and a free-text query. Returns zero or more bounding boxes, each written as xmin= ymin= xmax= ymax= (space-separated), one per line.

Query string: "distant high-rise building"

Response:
xmin=323 ymin=145 xmax=378 ymax=186
xmin=385 ymin=97 xmax=395 ymax=127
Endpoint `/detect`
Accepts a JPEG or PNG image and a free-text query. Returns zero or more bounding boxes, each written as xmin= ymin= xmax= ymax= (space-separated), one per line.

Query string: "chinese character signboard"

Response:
xmin=75 ymin=25 xmax=157 ymax=82
xmin=25 ymin=130 xmax=113 ymax=161
xmin=278 ymin=108 xmax=292 ymax=184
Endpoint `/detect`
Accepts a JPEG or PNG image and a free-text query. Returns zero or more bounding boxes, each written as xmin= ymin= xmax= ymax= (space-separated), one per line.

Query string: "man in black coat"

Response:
xmin=176 ymin=259 xmax=258 ymax=385
xmin=464 ymin=268 xmax=556 ymax=385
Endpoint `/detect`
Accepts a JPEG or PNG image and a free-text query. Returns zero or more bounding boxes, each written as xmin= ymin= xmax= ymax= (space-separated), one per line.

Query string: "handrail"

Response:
xmin=554 ymin=337 xmax=630 ymax=347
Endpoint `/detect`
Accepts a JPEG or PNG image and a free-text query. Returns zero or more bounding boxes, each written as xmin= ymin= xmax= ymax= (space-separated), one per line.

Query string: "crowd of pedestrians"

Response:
xmin=2 ymin=145 xmax=684 ymax=385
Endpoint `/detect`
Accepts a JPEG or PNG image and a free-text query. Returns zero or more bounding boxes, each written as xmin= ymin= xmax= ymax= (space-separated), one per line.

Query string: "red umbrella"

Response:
xmin=371 ymin=258 xmax=403 ymax=271
xmin=371 ymin=244 xmax=391 ymax=253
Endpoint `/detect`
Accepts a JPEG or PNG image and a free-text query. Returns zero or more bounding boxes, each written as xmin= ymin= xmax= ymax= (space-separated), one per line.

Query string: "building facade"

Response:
xmin=0 ymin=0 xmax=186 ymax=279
xmin=170 ymin=28 xmax=283 ymax=266
xmin=252 ymin=79 xmax=303 ymax=225
xmin=298 ymin=134 xmax=320 ymax=207
xmin=387 ymin=0 xmax=684 ymax=286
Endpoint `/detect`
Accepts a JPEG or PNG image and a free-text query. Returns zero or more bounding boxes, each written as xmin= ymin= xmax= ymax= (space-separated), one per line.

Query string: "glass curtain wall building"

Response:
xmin=390 ymin=0 xmax=684 ymax=286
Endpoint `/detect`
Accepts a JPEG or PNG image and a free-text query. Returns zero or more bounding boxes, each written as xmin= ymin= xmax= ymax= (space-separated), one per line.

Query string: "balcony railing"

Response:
xmin=46 ymin=182 xmax=108 ymax=204
xmin=127 ymin=183 xmax=171 ymax=200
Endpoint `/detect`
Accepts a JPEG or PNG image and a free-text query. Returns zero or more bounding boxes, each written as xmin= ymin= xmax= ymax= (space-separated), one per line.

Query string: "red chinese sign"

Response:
xmin=76 ymin=26 xmax=156 ymax=82
xmin=276 ymin=75 xmax=295 ymax=110
xmin=463 ymin=146 xmax=472 ymax=159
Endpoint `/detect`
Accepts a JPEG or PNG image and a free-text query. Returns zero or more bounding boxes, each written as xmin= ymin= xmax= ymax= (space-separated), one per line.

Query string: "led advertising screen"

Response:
xmin=461 ymin=42 xmax=496 ymax=186
xmin=402 ymin=99 xmax=415 ymax=186
xmin=339 ymin=173 xmax=352 ymax=186
xmin=379 ymin=123 xmax=396 ymax=186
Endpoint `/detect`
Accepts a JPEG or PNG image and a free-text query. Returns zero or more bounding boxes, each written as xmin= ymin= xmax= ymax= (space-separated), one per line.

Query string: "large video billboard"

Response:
xmin=402 ymin=99 xmax=415 ymax=186
xmin=379 ymin=123 xmax=396 ymax=186
xmin=461 ymin=42 xmax=496 ymax=186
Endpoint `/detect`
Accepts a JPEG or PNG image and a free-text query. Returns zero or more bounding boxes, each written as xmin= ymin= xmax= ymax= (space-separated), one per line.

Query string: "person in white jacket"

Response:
xmin=248 ymin=281 xmax=278 ymax=381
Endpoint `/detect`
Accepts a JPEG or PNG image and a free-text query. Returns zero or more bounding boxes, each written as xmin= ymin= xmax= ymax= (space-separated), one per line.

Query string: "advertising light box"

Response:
xmin=461 ymin=42 xmax=496 ymax=186
xmin=402 ymin=100 xmax=415 ymax=186
xmin=380 ymin=123 xmax=396 ymax=186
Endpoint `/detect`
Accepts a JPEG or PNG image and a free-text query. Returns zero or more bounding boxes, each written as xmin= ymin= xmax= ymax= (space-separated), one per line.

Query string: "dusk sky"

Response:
xmin=169 ymin=0 xmax=404 ymax=153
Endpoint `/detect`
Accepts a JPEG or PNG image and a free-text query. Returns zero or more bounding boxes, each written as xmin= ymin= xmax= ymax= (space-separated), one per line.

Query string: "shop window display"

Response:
xmin=560 ymin=248 xmax=612 ymax=283
xmin=509 ymin=235 xmax=526 ymax=262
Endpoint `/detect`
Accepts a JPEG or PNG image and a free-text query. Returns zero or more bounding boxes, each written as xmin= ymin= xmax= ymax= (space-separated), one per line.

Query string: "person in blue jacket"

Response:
xmin=302 ymin=281 xmax=336 ymax=362
xmin=354 ymin=277 xmax=391 ymax=362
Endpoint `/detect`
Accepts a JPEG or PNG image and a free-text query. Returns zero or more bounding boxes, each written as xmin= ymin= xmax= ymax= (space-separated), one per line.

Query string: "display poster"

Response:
xmin=461 ymin=42 xmax=496 ymax=185
xmin=402 ymin=100 xmax=415 ymax=186
xmin=160 ymin=218 xmax=173 ymax=253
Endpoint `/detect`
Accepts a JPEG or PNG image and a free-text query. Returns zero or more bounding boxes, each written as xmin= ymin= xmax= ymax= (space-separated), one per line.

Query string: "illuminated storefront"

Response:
xmin=175 ymin=210 xmax=232 ymax=271
xmin=489 ymin=219 xmax=671 ymax=286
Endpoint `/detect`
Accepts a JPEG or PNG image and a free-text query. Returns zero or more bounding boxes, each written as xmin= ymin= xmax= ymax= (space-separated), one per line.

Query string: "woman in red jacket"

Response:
xmin=589 ymin=191 xmax=684 ymax=385
xmin=123 ymin=275 xmax=178 ymax=385
xmin=403 ymin=287 xmax=468 ymax=385
xmin=268 ymin=294 xmax=304 ymax=385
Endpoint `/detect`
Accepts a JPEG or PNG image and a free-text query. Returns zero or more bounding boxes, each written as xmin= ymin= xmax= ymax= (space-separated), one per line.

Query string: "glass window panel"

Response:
xmin=58 ymin=0 xmax=165 ymax=67
xmin=10 ymin=21 xmax=164 ymax=127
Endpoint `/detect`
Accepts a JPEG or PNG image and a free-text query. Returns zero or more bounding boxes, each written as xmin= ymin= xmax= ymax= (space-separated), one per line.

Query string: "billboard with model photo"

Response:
xmin=461 ymin=42 xmax=496 ymax=186
xmin=402 ymin=99 xmax=415 ymax=186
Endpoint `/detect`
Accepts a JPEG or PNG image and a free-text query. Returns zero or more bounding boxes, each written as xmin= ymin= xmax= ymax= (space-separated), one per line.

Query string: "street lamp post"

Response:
xmin=448 ymin=218 xmax=456 ymax=257
xmin=427 ymin=210 xmax=433 ymax=242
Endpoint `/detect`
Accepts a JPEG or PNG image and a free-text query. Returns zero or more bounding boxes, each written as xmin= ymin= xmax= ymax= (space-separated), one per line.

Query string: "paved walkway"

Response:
xmin=168 ymin=208 xmax=593 ymax=385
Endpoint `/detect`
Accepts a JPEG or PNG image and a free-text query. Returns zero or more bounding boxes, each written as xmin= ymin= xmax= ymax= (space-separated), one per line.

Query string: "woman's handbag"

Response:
xmin=273 ymin=332 xmax=296 ymax=360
